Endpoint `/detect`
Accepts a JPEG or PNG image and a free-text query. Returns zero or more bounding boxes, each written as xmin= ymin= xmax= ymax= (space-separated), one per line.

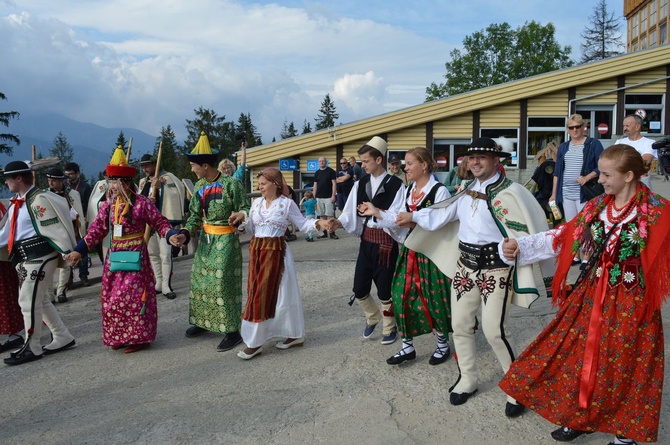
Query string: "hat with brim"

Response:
xmin=46 ymin=167 xmax=66 ymax=179
xmin=106 ymin=146 xmax=137 ymax=179
xmin=362 ymin=136 xmax=388 ymax=157
xmin=1 ymin=160 xmax=31 ymax=176
xmin=187 ymin=132 xmax=219 ymax=166
xmin=139 ymin=154 xmax=157 ymax=165
xmin=388 ymin=154 xmax=402 ymax=164
xmin=467 ymin=137 xmax=511 ymax=158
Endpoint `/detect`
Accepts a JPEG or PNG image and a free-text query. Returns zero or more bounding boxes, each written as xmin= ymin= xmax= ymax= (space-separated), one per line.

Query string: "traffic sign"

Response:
xmin=307 ymin=160 xmax=319 ymax=172
xmin=597 ymin=123 xmax=609 ymax=135
xmin=279 ymin=159 xmax=298 ymax=171
xmin=436 ymin=156 xmax=447 ymax=167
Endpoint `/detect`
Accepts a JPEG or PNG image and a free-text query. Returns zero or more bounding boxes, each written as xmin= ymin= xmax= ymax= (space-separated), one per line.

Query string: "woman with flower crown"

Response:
xmin=499 ymin=144 xmax=670 ymax=445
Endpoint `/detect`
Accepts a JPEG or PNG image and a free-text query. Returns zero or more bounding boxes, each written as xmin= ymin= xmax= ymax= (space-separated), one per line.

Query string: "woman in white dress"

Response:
xmin=238 ymin=168 xmax=327 ymax=360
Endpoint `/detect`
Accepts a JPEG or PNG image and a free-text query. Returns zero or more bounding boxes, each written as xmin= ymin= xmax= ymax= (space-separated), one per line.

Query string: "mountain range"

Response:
xmin=1 ymin=112 xmax=158 ymax=180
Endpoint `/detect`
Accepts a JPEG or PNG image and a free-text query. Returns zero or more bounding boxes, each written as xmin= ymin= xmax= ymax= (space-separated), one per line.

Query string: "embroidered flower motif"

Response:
xmin=622 ymin=271 xmax=636 ymax=284
xmin=626 ymin=226 xmax=641 ymax=245
xmin=33 ymin=205 xmax=47 ymax=218
xmin=475 ymin=274 xmax=496 ymax=302
xmin=453 ymin=270 xmax=474 ymax=300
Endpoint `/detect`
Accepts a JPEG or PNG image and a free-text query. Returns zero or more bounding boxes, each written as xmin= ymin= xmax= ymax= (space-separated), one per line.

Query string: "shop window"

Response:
xmin=480 ymin=129 xmax=518 ymax=168
xmin=527 ymin=117 xmax=566 ymax=159
xmin=624 ymin=94 xmax=665 ymax=134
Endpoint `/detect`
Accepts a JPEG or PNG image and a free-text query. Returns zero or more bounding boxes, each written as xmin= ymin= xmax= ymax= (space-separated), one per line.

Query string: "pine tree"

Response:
xmin=49 ymin=132 xmax=74 ymax=166
xmin=580 ymin=0 xmax=624 ymax=63
xmin=236 ymin=112 xmax=262 ymax=146
xmin=184 ymin=107 xmax=236 ymax=159
xmin=301 ymin=120 xmax=312 ymax=134
xmin=280 ymin=119 xmax=299 ymax=139
xmin=0 ymin=92 xmax=20 ymax=155
xmin=153 ymin=125 xmax=185 ymax=179
xmin=315 ymin=94 xmax=339 ymax=130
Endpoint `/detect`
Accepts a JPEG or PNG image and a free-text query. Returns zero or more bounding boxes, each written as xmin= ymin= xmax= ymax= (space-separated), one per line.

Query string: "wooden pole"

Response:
xmin=31 ymin=145 xmax=36 ymax=184
xmin=143 ymin=141 xmax=163 ymax=243
xmin=126 ymin=137 xmax=133 ymax=163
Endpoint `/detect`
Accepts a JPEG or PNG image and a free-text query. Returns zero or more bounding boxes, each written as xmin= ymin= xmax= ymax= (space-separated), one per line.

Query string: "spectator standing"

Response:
xmin=299 ymin=190 xmax=317 ymax=242
xmin=615 ymin=114 xmax=656 ymax=189
xmin=349 ymin=156 xmax=363 ymax=181
xmin=313 ymin=157 xmax=337 ymax=239
xmin=388 ymin=154 xmax=409 ymax=186
xmin=64 ymin=162 xmax=93 ymax=286
xmin=335 ymin=157 xmax=354 ymax=212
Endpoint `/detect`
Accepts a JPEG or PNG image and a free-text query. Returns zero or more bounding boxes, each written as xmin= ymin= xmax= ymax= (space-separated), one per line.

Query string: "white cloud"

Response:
xmin=332 ymin=71 xmax=385 ymax=116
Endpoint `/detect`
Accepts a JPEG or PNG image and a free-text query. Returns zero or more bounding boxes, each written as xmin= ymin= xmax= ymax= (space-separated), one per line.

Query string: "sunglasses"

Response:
xmin=340 ymin=162 xmax=348 ymax=164
xmin=567 ymin=125 xmax=583 ymax=130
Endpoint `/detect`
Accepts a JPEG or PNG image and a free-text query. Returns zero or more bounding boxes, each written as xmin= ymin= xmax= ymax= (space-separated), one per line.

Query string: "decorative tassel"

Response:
xmin=140 ymin=290 xmax=147 ymax=315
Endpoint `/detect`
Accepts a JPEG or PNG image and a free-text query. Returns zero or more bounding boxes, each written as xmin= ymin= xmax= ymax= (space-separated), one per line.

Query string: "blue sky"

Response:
xmin=0 ymin=0 xmax=623 ymax=143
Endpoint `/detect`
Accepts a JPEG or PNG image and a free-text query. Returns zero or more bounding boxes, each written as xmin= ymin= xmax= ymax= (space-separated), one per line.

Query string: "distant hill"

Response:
xmin=0 ymin=112 xmax=158 ymax=180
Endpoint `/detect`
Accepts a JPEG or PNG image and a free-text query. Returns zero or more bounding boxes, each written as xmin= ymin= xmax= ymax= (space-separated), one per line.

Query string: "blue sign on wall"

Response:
xmin=306 ymin=160 xmax=319 ymax=172
xmin=279 ymin=159 xmax=298 ymax=171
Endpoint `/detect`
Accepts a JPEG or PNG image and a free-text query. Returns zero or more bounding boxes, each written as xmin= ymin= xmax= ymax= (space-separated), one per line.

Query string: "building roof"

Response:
xmin=247 ymin=44 xmax=670 ymax=166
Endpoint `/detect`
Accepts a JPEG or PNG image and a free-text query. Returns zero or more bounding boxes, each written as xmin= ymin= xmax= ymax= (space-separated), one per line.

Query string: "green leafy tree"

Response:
xmin=49 ymin=132 xmax=74 ymax=166
xmin=0 ymin=92 xmax=20 ymax=155
xmin=301 ymin=119 xmax=312 ymax=135
xmin=580 ymin=0 xmax=624 ymax=63
xmin=183 ymin=107 xmax=236 ymax=160
xmin=425 ymin=21 xmax=573 ymax=100
xmin=315 ymin=94 xmax=339 ymax=130
xmin=280 ymin=119 xmax=299 ymax=139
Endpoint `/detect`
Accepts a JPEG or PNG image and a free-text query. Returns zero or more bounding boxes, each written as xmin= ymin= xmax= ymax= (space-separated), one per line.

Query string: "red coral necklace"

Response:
xmin=606 ymin=194 xmax=637 ymax=224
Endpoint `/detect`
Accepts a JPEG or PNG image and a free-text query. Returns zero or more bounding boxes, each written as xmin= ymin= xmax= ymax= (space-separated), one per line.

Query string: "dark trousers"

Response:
xmin=352 ymin=239 xmax=399 ymax=303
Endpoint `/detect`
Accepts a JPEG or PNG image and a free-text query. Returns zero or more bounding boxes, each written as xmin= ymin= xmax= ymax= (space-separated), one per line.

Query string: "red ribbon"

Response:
xmin=403 ymin=250 xmax=433 ymax=332
xmin=7 ymin=197 xmax=25 ymax=254
xmin=578 ymin=252 xmax=613 ymax=408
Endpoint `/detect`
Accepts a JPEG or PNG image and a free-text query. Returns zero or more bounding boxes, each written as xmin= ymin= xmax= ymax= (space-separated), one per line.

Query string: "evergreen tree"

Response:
xmin=301 ymin=119 xmax=312 ymax=135
xmin=425 ymin=21 xmax=573 ymax=100
xmin=153 ymin=125 xmax=185 ymax=179
xmin=115 ymin=131 xmax=128 ymax=152
xmin=315 ymin=94 xmax=339 ymax=130
xmin=236 ymin=112 xmax=262 ymax=146
xmin=184 ymin=107 xmax=236 ymax=160
xmin=0 ymin=92 xmax=20 ymax=155
xmin=580 ymin=0 xmax=624 ymax=63
xmin=280 ymin=119 xmax=299 ymax=139
xmin=49 ymin=132 xmax=74 ymax=166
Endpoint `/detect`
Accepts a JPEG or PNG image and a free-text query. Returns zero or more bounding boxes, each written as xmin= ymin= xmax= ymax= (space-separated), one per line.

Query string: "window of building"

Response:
xmin=642 ymin=8 xmax=648 ymax=33
xmin=650 ymin=28 xmax=657 ymax=46
xmin=576 ymin=106 xmax=615 ymax=143
xmin=480 ymin=129 xmax=518 ymax=168
xmin=624 ymin=94 xmax=665 ymax=134
xmin=433 ymin=139 xmax=471 ymax=172
xmin=641 ymin=34 xmax=648 ymax=49
xmin=661 ymin=22 xmax=668 ymax=44
xmin=662 ymin=0 xmax=668 ymax=17
xmin=651 ymin=0 xmax=658 ymax=26
xmin=633 ymin=15 xmax=639 ymax=37
xmin=527 ymin=118 xmax=566 ymax=159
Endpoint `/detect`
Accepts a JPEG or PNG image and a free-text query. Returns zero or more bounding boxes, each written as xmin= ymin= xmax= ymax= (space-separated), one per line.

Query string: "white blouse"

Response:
xmin=247 ymin=195 xmax=318 ymax=238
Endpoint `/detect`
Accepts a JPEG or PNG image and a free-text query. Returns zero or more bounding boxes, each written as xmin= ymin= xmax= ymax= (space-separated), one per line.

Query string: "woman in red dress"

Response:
xmin=0 ymin=201 xmax=24 ymax=352
xmin=499 ymin=144 xmax=670 ymax=445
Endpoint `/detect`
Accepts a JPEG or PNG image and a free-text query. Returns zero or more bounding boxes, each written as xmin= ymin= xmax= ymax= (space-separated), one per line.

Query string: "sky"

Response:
xmin=0 ymin=0 xmax=623 ymax=144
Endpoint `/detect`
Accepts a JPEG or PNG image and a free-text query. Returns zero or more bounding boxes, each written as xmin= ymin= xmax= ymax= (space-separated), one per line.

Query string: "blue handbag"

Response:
xmin=108 ymin=250 xmax=141 ymax=272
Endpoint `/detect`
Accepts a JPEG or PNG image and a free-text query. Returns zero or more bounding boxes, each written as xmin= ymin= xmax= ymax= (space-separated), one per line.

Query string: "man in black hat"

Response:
xmin=387 ymin=154 xmax=408 ymax=186
xmin=46 ymin=167 xmax=85 ymax=303
xmin=400 ymin=137 xmax=553 ymax=417
xmin=139 ymin=154 xmax=186 ymax=300
xmin=0 ymin=161 xmax=77 ymax=366
xmin=64 ymin=162 xmax=93 ymax=286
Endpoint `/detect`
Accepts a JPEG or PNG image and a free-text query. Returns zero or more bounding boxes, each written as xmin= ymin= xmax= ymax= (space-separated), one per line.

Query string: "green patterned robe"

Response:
xmin=185 ymin=174 xmax=249 ymax=333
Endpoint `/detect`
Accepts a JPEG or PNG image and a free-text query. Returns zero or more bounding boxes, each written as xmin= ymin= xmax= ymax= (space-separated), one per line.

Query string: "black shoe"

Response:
xmin=329 ymin=232 xmax=339 ymax=240
xmin=571 ymin=259 xmax=581 ymax=267
xmin=217 ymin=332 xmax=243 ymax=351
xmin=428 ymin=344 xmax=451 ymax=365
xmin=449 ymin=389 xmax=477 ymax=406
xmin=505 ymin=402 xmax=525 ymax=418
xmin=80 ymin=276 xmax=90 ymax=287
xmin=43 ymin=339 xmax=76 ymax=355
xmin=185 ymin=326 xmax=207 ymax=338
xmin=317 ymin=231 xmax=328 ymax=239
xmin=0 ymin=336 xmax=24 ymax=353
xmin=57 ymin=293 xmax=68 ymax=303
xmin=550 ymin=427 xmax=591 ymax=442
xmin=386 ymin=349 xmax=416 ymax=365
xmin=164 ymin=292 xmax=177 ymax=300
xmin=579 ymin=261 xmax=588 ymax=271
xmin=4 ymin=349 xmax=43 ymax=366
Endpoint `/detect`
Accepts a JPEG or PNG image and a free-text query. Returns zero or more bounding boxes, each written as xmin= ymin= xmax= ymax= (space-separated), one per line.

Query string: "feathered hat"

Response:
xmin=186 ymin=131 xmax=219 ymax=166
xmin=106 ymin=145 xmax=137 ymax=179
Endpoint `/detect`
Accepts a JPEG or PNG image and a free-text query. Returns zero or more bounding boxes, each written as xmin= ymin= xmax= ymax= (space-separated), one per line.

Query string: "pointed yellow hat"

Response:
xmin=187 ymin=131 xmax=219 ymax=165
xmin=106 ymin=145 xmax=137 ymax=178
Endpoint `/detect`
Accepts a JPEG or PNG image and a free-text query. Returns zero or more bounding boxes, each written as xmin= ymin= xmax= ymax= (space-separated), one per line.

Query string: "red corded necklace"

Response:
xmin=606 ymin=193 xmax=637 ymax=224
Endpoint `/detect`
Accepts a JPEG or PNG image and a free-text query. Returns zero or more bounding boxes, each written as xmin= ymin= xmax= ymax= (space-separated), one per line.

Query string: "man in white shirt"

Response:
xmin=615 ymin=114 xmax=657 ymax=189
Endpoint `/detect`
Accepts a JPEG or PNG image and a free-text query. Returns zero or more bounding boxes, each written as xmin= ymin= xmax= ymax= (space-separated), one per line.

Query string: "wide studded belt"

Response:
xmin=458 ymin=241 xmax=508 ymax=271
xmin=9 ymin=235 xmax=55 ymax=266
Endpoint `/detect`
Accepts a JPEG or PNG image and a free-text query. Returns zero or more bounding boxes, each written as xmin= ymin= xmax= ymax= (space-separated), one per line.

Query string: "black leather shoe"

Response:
xmin=505 ymin=402 xmax=526 ymax=418
xmin=550 ymin=427 xmax=591 ymax=442
xmin=57 ymin=293 xmax=68 ymax=303
xmin=80 ymin=276 xmax=90 ymax=287
xmin=386 ymin=350 xmax=416 ymax=365
xmin=43 ymin=339 xmax=76 ymax=355
xmin=164 ymin=292 xmax=177 ymax=300
xmin=185 ymin=326 xmax=207 ymax=338
xmin=217 ymin=332 xmax=243 ymax=351
xmin=0 ymin=336 xmax=24 ymax=353
xmin=449 ymin=389 xmax=477 ymax=406
xmin=4 ymin=349 xmax=43 ymax=366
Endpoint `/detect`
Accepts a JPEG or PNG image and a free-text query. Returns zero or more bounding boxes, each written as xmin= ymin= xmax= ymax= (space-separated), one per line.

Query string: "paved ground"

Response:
xmin=2 ymin=176 xmax=670 ymax=445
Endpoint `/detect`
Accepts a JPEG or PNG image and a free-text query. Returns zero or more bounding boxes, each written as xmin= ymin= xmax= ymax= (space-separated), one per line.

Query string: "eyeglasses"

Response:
xmin=567 ymin=125 xmax=583 ymax=130
xmin=340 ymin=162 xmax=348 ymax=164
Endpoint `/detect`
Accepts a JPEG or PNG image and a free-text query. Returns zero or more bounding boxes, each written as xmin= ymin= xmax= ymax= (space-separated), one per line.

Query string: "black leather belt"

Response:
xmin=9 ymin=235 xmax=55 ymax=266
xmin=458 ymin=241 xmax=508 ymax=271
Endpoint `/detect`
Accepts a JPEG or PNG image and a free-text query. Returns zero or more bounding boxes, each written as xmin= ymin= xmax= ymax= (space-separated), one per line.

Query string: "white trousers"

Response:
xmin=450 ymin=261 xmax=517 ymax=403
xmin=147 ymin=231 xmax=173 ymax=293
xmin=17 ymin=253 xmax=74 ymax=355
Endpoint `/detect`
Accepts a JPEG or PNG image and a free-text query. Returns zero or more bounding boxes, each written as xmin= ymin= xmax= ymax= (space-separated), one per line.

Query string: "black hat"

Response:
xmin=139 ymin=154 xmax=157 ymax=165
xmin=46 ymin=167 xmax=66 ymax=179
xmin=388 ymin=154 xmax=402 ymax=164
xmin=467 ymin=137 xmax=511 ymax=158
xmin=0 ymin=160 xmax=31 ymax=176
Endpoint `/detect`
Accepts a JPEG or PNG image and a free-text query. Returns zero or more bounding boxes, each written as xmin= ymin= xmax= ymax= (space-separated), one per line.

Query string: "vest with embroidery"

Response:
xmin=356 ymin=174 xmax=403 ymax=211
